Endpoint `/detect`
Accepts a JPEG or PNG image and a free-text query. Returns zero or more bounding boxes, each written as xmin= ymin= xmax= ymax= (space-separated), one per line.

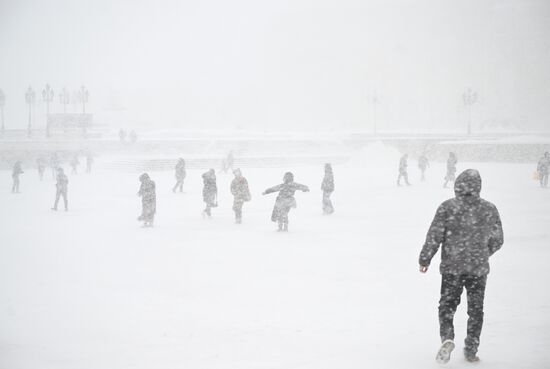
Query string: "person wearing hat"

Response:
xmin=262 ymin=172 xmax=309 ymax=231
xmin=230 ymin=168 xmax=251 ymax=224
xmin=137 ymin=173 xmax=156 ymax=227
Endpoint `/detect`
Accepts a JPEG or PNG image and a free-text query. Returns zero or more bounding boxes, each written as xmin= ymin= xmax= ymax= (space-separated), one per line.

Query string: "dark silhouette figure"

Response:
xmin=397 ymin=154 xmax=411 ymax=186
xmin=444 ymin=152 xmax=458 ymax=188
xmin=321 ymin=163 xmax=335 ymax=214
xmin=202 ymin=169 xmax=218 ymax=217
xmin=52 ymin=168 xmax=69 ymax=211
xmin=172 ymin=158 xmax=186 ymax=193
xmin=70 ymin=155 xmax=80 ymax=174
xmin=37 ymin=157 xmax=46 ymax=181
xmin=50 ymin=153 xmax=60 ymax=179
xmin=419 ymin=169 xmax=503 ymax=364
xmin=86 ymin=153 xmax=94 ymax=173
xmin=137 ymin=173 xmax=156 ymax=227
xmin=230 ymin=169 xmax=251 ymax=223
xmin=263 ymin=172 xmax=309 ymax=231
xmin=418 ymin=154 xmax=430 ymax=181
xmin=11 ymin=161 xmax=23 ymax=193
xmin=537 ymin=151 xmax=550 ymax=188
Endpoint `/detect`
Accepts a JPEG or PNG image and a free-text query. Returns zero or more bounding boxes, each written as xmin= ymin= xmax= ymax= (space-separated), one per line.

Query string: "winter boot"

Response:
xmin=436 ymin=339 xmax=455 ymax=364
xmin=464 ymin=348 xmax=480 ymax=363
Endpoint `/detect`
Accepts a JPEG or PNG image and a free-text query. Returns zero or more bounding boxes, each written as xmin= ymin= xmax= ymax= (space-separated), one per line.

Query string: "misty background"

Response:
xmin=1 ymin=0 xmax=549 ymax=132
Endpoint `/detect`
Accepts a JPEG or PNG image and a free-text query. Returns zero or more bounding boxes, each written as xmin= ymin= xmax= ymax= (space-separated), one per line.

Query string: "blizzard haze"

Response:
xmin=1 ymin=0 xmax=550 ymax=131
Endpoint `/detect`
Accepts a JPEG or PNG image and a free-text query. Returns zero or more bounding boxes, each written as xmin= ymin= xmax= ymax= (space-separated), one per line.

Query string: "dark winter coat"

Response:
xmin=12 ymin=163 xmax=23 ymax=178
xmin=175 ymin=160 xmax=186 ymax=180
xmin=419 ymin=169 xmax=503 ymax=276
xmin=138 ymin=176 xmax=156 ymax=220
xmin=418 ymin=155 xmax=429 ymax=170
xmin=56 ymin=172 xmax=69 ymax=192
xmin=231 ymin=176 xmax=251 ymax=202
xmin=202 ymin=170 xmax=217 ymax=205
xmin=446 ymin=155 xmax=457 ymax=174
xmin=538 ymin=155 xmax=550 ymax=174
xmin=322 ymin=170 xmax=334 ymax=193
xmin=264 ymin=181 xmax=309 ymax=221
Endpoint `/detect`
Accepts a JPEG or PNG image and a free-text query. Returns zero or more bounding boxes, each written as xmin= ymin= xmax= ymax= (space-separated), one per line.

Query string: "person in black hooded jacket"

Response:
xmin=262 ymin=172 xmax=309 ymax=231
xmin=419 ymin=169 xmax=503 ymax=364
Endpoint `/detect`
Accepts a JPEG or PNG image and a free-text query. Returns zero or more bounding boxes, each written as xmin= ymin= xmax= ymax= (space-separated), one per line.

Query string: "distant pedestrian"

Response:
xmin=172 ymin=158 xmax=186 ymax=193
xmin=137 ymin=173 xmax=156 ymax=227
xmin=321 ymin=163 xmax=335 ymax=214
xmin=11 ymin=161 xmax=23 ymax=193
xmin=37 ymin=157 xmax=46 ymax=181
xmin=397 ymin=154 xmax=411 ymax=186
xmin=70 ymin=155 xmax=80 ymax=174
xmin=444 ymin=152 xmax=458 ymax=188
xmin=86 ymin=153 xmax=94 ymax=173
xmin=262 ymin=172 xmax=309 ymax=232
xmin=537 ymin=151 xmax=550 ymax=188
xmin=202 ymin=169 xmax=218 ymax=217
xmin=50 ymin=153 xmax=60 ymax=179
xmin=419 ymin=169 xmax=503 ymax=364
xmin=418 ymin=154 xmax=429 ymax=181
xmin=119 ymin=129 xmax=126 ymax=142
xmin=230 ymin=169 xmax=251 ymax=224
xmin=52 ymin=167 xmax=69 ymax=211
xmin=221 ymin=151 xmax=235 ymax=173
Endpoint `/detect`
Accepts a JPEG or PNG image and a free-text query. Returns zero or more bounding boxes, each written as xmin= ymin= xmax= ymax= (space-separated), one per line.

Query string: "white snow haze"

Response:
xmin=1 ymin=1 xmax=550 ymax=369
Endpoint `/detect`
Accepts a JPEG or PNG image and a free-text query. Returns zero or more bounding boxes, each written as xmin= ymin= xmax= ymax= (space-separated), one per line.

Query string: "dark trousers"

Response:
xmin=173 ymin=178 xmax=184 ymax=192
xmin=233 ymin=198 xmax=244 ymax=221
xmin=322 ymin=191 xmax=334 ymax=214
xmin=439 ymin=274 xmax=487 ymax=354
xmin=540 ymin=172 xmax=549 ymax=188
xmin=397 ymin=171 xmax=410 ymax=185
xmin=54 ymin=189 xmax=68 ymax=210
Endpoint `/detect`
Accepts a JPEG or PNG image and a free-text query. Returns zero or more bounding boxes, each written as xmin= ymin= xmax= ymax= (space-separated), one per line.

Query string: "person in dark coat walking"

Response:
xmin=172 ymin=158 xmax=186 ymax=193
xmin=230 ymin=168 xmax=251 ymax=223
xmin=537 ymin=151 xmax=550 ymax=188
xmin=418 ymin=154 xmax=429 ymax=181
xmin=419 ymin=169 xmax=503 ymax=364
xmin=37 ymin=157 xmax=46 ymax=181
xmin=397 ymin=154 xmax=411 ymax=186
xmin=262 ymin=172 xmax=309 ymax=231
xmin=137 ymin=173 xmax=156 ymax=227
xmin=11 ymin=161 xmax=23 ymax=193
xmin=50 ymin=152 xmax=60 ymax=179
xmin=321 ymin=163 xmax=335 ymax=214
xmin=202 ymin=169 xmax=218 ymax=217
xmin=444 ymin=152 xmax=458 ymax=188
xmin=52 ymin=167 xmax=69 ymax=211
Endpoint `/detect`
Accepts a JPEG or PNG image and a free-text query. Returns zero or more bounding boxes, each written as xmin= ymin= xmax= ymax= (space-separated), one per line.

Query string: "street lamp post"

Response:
xmin=25 ymin=86 xmax=36 ymax=138
xmin=42 ymin=84 xmax=54 ymax=137
xmin=462 ymin=88 xmax=477 ymax=135
xmin=0 ymin=89 xmax=5 ymax=135
xmin=77 ymin=85 xmax=89 ymax=137
xmin=59 ymin=87 xmax=70 ymax=114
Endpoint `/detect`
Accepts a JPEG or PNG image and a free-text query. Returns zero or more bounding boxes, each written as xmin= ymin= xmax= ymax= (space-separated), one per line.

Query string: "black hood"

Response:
xmin=454 ymin=169 xmax=482 ymax=199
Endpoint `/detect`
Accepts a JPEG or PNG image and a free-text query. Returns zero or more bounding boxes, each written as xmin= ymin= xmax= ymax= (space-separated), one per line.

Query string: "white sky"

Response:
xmin=1 ymin=0 xmax=549 ymax=132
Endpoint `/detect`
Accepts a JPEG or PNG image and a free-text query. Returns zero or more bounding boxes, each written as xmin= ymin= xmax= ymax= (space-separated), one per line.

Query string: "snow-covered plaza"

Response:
xmin=1 ymin=146 xmax=548 ymax=369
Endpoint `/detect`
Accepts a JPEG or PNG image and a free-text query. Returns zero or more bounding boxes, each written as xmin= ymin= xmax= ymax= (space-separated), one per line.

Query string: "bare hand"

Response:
xmin=419 ymin=265 xmax=428 ymax=273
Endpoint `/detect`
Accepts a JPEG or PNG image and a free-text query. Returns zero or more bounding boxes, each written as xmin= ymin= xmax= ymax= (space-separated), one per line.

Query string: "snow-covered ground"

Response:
xmin=1 ymin=145 xmax=549 ymax=369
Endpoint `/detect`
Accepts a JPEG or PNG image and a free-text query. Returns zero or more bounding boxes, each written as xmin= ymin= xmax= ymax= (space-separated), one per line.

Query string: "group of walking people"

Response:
xmin=137 ymin=161 xmax=336 ymax=231
xmin=397 ymin=151 xmax=458 ymax=188
xmin=10 ymin=152 xmax=94 ymax=211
